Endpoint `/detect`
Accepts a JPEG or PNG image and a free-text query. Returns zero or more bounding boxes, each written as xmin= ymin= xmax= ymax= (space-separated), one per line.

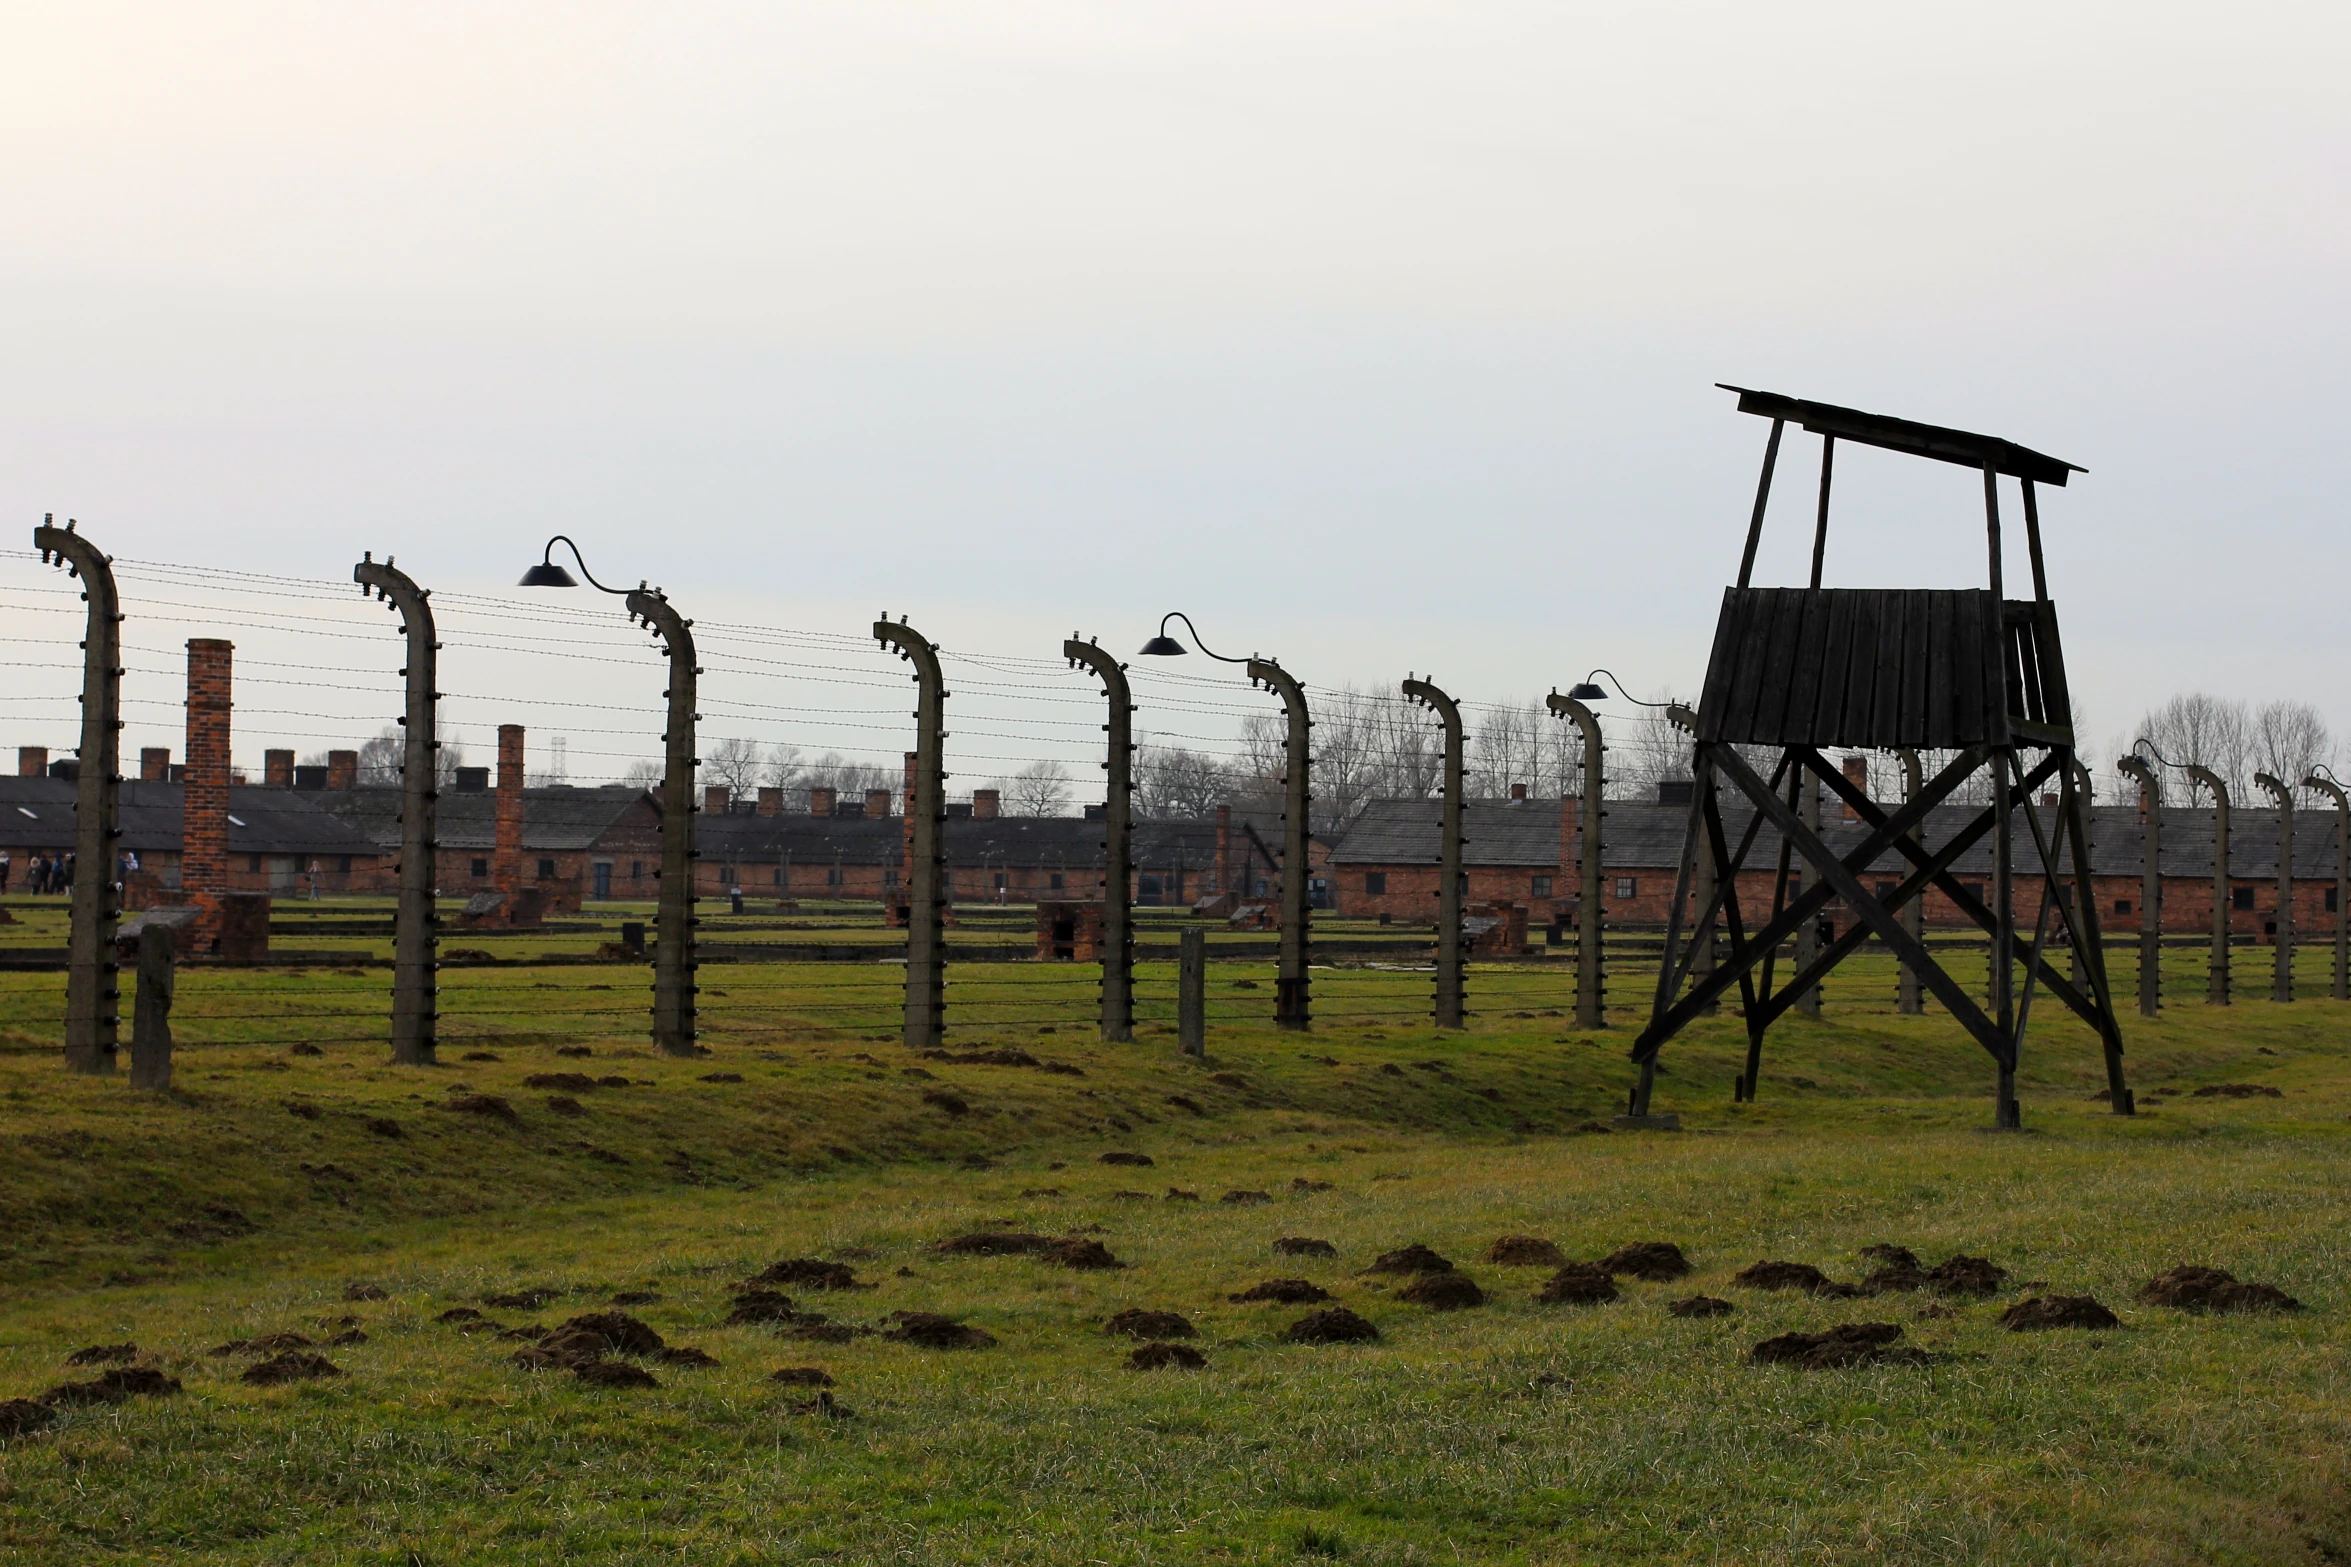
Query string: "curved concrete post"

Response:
xmin=1403 ymin=677 xmax=1464 ymax=1029
xmin=34 ymin=518 xmax=122 ymax=1074
xmin=630 ymin=589 xmax=700 ymax=1055
xmin=2187 ymin=765 xmax=2230 ymax=1005
xmin=356 ymin=554 xmax=440 ymax=1065
xmin=1064 ymin=637 xmax=1133 ymax=1041
xmin=2303 ymin=772 xmax=2349 ymax=1000
xmin=2117 ymin=754 xmax=2162 ymax=1016
xmin=1248 ymin=659 xmax=1312 ymax=1030
xmin=1545 ymin=693 xmax=1606 ymax=1033
xmin=2257 ymin=772 xmax=2294 ymax=1002
xmin=877 ymin=620 xmax=946 ymax=1048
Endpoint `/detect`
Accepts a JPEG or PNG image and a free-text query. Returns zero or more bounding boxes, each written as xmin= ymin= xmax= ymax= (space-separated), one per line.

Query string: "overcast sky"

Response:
xmin=3 ymin=3 xmax=2347 ymax=783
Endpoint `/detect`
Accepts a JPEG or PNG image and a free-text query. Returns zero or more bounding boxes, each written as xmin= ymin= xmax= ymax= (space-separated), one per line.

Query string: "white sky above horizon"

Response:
xmin=3 ymin=2 xmax=2347 ymax=789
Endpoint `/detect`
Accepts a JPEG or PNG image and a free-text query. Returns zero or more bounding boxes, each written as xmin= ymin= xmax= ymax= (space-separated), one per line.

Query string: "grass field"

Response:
xmin=1 ymin=895 xmax=2347 ymax=1563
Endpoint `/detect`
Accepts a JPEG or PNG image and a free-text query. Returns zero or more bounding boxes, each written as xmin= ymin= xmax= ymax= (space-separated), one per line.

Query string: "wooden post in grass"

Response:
xmin=1178 ymin=926 xmax=1206 ymax=1057
xmin=127 ymin=921 xmax=175 ymax=1089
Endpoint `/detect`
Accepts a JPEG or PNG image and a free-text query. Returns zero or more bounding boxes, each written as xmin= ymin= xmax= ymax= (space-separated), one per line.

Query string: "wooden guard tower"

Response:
xmin=1631 ymin=386 xmax=2133 ymax=1129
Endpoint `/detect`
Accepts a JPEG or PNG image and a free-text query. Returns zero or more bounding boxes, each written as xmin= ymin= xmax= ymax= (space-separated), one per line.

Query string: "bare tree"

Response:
xmin=2251 ymin=699 xmax=2330 ymax=793
xmin=1003 ymin=760 xmax=1074 ymax=817
xmin=1608 ymin=691 xmax=1698 ymax=801
xmin=1137 ymin=745 xmax=1233 ymax=819
xmin=763 ymin=742 xmax=805 ymax=789
xmin=800 ymin=751 xmax=898 ymax=803
xmin=704 ymin=735 xmax=765 ymax=796
xmin=619 ymin=758 xmax=664 ymax=790
xmin=2137 ymin=692 xmax=2252 ymax=802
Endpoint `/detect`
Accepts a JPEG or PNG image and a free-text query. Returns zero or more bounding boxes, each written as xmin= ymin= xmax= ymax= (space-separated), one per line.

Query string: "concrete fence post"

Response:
xmin=630 ymin=589 xmax=701 ymax=1056
xmin=2188 ymin=765 xmax=2231 ymax=1006
xmin=2257 ymin=773 xmax=2294 ymax=1002
xmin=1248 ymin=658 xmax=1313 ymax=1030
xmin=1402 ymin=676 xmax=1465 ymax=1029
xmin=1545 ymin=693 xmax=1605 ymax=1031
xmin=128 ymin=922 xmax=175 ymax=1089
xmin=1178 ymin=925 xmax=1206 ymax=1057
xmin=1064 ymin=637 xmax=1134 ymax=1042
xmin=876 ymin=618 xmax=946 ymax=1049
xmin=355 ymin=554 xmax=440 ymax=1065
xmin=34 ymin=518 xmax=123 ymax=1075
xmin=2303 ymin=771 xmax=2349 ymax=1001
xmin=2117 ymin=753 xmax=2162 ymax=1016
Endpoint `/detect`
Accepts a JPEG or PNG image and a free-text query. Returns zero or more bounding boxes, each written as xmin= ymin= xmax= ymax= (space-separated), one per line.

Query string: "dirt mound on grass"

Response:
xmin=1860 ymin=1244 xmax=1920 ymax=1268
xmin=1230 ymin=1278 xmax=1332 ymax=1304
xmin=783 ymin=1323 xmax=863 ymax=1344
xmin=1363 ymin=1244 xmax=1454 ymax=1276
xmin=1751 ymin=1322 xmax=1926 ymax=1369
xmin=750 ymin=1258 xmax=861 ymax=1290
xmin=445 ymin=1094 xmax=516 ymax=1122
xmin=0 ymin=1398 xmax=55 ymax=1437
xmin=484 ymin=1288 xmax=560 ymax=1310
xmin=1398 ymin=1272 xmax=1486 ymax=1309
xmin=658 ymin=1346 xmax=720 ymax=1367
xmin=1285 ymin=1307 xmax=1380 ymax=1344
xmin=1734 ymin=1260 xmax=1831 ymax=1293
xmin=2138 ymin=1266 xmax=2303 ymax=1313
xmin=1669 ymin=1295 xmax=1735 ymax=1318
xmin=342 ymin=1283 xmax=390 ymax=1302
xmin=1105 ymin=1309 xmax=1195 ymax=1340
xmin=1601 ymin=1242 xmax=1692 ymax=1281
xmin=770 ymin=1366 xmax=834 ymax=1386
xmin=40 ymin=1367 xmax=183 ymax=1405
xmin=1481 ymin=1236 xmax=1567 ymax=1267
xmin=574 ymin=1360 xmax=659 ymax=1389
xmin=524 ymin=1073 xmax=598 ymax=1092
xmin=554 ymin=1311 xmax=666 ymax=1356
xmin=882 ymin=1312 xmax=996 ymax=1349
xmin=1099 ymin=1151 xmax=1155 ymax=1167
xmin=240 ymin=1353 xmax=343 ymax=1386
xmin=2001 ymin=1295 xmax=2123 ymax=1331
xmin=1535 ymin=1265 xmax=1619 ymax=1306
xmin=1220 ymin=1190 xmax=1273 ymax=1205
xmin=2192 ymin=1083 xmax=2282 ymax=1098
xmin=436 ymin=1307 xmax=485 ymax=1325
xmin=1165 ymin=1187 xmax=1201 ymax=1202
xmin=328 ymin=1330 xmax=368 ymax=1346
xmin=1290 ymin=1177 xmax=1333 ymax=1193
xmin=1046 ymin=1239 xmax=1125 ymax=1270
xmin=611 ymin=1290 xmax=661 ymax=1306
xmin=64 ymin=1344 xmax=138 ymax=1366
xmin=1274 ymin=1237 xmax=1338 ymax=1258
xmin=724 ymin=1290 xmax=802 ymax=1325
xmin=934 ymin=1232 xmax=1057 ymax=1257
xmin=1129 ymin=1341 xmax=1208 ymax=1370
xmin=1926 ymin=1256 xmax=2008 ymax=1296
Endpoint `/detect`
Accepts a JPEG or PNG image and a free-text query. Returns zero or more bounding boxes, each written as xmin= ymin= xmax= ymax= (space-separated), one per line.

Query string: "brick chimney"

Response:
xmin=326 ymin=749 xmax=357 ymax=790
xmin=1841 ymin=755 xmax=1870 ymax=820
xmin=140 ymin=747 xmax=170 ymax=781
xmin=1215 ymin=804 xmax=1232 ymax=894
xmin=17 ymin=746 xmax=47 ymax=778
xmin=757 ymin=786 xmax=782 ymax=816
xmin=264 ymin=748 xmax=294 ymax=788
xmin=809 ymin=785 xmax=837 ymax=816
xmin=494 ymin=724 xmax=526 ymax=898
xmin=1510 ymin=782 xmax=1529 ymax=801
xmin=866 ymin=787 xmax=893 ymax=820
xmin=704 ymin=785 xmax=731 ymax=814
xmin=973 ymin=788 xmax=1001 ymax=820
xmin=184 ymin=639 xmax=234 ymax=899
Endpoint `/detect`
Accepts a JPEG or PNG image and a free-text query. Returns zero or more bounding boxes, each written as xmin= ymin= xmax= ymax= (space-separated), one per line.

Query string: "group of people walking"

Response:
xmin=0 ymin=851 xmax=73 ymax=896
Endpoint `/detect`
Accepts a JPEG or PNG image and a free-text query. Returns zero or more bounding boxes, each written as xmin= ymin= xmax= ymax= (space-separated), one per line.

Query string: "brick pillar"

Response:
xmin=264 ymin=748 xmax=294 ymax=788
xmin=184 ymin=640 xmax=234 ymax=906
xmin=1842 ymin=755 xmax=1870 ymax=820
xmin=17 ymin=746 xmax=46 ymax=777
xmin=140 ymin=747 xmax=170 ymax=781
xmin=703 ymin=785 xmax=731 ymax=814
xmin=494 ymin=724 xmax=525 ymax=899
xmin=326 ymin=749 xmax=357 ymax=789
xmin=973 ymin=788 xmax=1000 ymax=820
xmin=809 ymin=785 xmax=837 ymax=816
xmin=866 ymin=787 xmax=892 ymax=820
xmin=757 ymin=786 xmax=782 ymax=816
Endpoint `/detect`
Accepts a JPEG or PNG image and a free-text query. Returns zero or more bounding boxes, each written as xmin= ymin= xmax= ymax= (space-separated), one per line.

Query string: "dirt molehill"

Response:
xmin=1129 ymin=1341 xmax=1208 ymax=1370
xmin=1926 ymin=1255 xmax=2008 ymax=1296
xmin=1274 ymin=1237 xmax=1338 ymax=1258
xmin=575 ymin=1360 xmax=660 ymax=1389
xmin=524 ymin=1072 xmax=599 ymax=1092
xmin=770 ymin=1366 xmax=834 ymax=1386
xmin=342 ymin=1283 xmax=390 ymax=1302
xmin=1535 ymin=1264 xmax=1620 ymax=1306
xmin=2000 ymin=1295 xmax=2123 ymax=1331
xmin=2138 ymin=1265 xmax=2304 ymax=1313
xmin=1398 ymin=1271 xmax=1486 ymax=1310
xmin=1099 ymin=1151 xmax=1155 ymax=1167
xmin=935 ymin=1232 xmax=1057 ymax=1257
xmin=658 ymin=1346 xmax=721 ymax=1367
xmin=1046 ymin=1239 xmax=1125 ymax=1270
xmin=1363 ymin=1244 xmax=1454 ymax=1276
xmin=1105 ymin=1309 xmax=1195 ymax=1340
xmin=1859 ymin=1244 xmax=1920 ymax=1268
xmin=241 ymin=1353 xmax=344 ymax=1386
xmin=1733 ymin=1260 xmax=1831 ymax=1293
xmin=1750 ymin=1322 xmax=1927 ymax=1369
xmin=0 ymin=1398 xmax=56 ymax=1437
xmin=1285 ymin=1307 xmax=1380 ymax=1344
xmin=1220 ymin=1190 xmax=1273 ymax=1205
xmin=64 ymin=1344 xmax=139 ymax=1367
xmin=1481 ymin=1236 xmax=1568 ymax=1267
xmin=40 ymin=1366 xmax=184 ymax=1406
xmin=555 ymin=1311 xmax=667 ymax=1356
xmin=611 ymin=1290 xmax=661 ymax=1306
xmin=1600 ymin=1242 xmax=1692 ymax=1281
xmin=882 ymin=1312 xmax=997 ymax=1349
xmin=725 ymin=1290 xmax=802 ymax=1325
xmin=445 ymin=1094 xmax=517 ymax=1122
xmin=484 ymin=1288 xmax=561 ymax=1311
xmin=2192 ymin=1083 xmax=2283 ymax=1098
xmin=751 ymin=1258 xmax=861 ymax=1291
xmin=1669 ymin=1295 xmax=1735 ymax=1318
xmin=1230 ymin=1278 xmax=1332 ymax=1304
